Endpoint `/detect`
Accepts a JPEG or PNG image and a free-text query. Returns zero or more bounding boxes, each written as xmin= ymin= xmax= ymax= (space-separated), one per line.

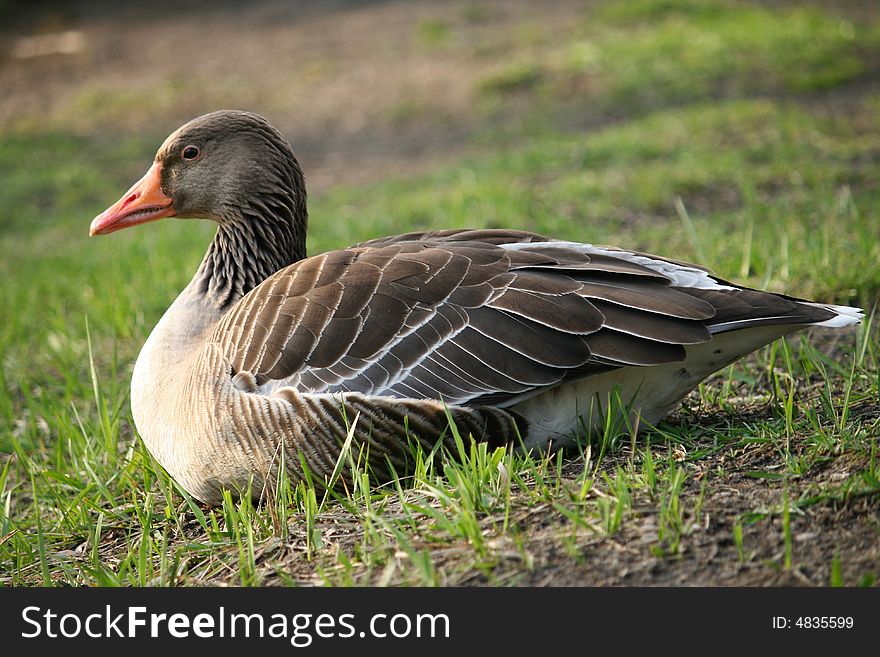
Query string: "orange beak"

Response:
xmin=90 ymin=161 xmax=177 ymax=236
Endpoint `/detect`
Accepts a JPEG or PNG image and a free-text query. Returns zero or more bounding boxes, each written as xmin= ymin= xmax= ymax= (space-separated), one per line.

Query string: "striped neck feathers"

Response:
xmin=194 ymin=188 xmax=307 ymax=309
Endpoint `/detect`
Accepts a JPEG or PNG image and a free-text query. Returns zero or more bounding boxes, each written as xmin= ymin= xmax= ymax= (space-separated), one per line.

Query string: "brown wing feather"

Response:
xmin=211 ymin=232 xmax=743 ymax=408
xmin=682 ymin=287 xmax=836 ymax=329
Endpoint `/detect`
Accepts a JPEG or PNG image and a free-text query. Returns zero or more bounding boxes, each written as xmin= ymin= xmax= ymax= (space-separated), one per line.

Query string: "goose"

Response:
xmin=90 ymin=110 xmax=863 ymax=505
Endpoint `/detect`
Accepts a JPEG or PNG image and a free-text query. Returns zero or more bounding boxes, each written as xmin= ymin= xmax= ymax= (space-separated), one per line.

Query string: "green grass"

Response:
xmin=317 ymin=98 xmax=880 ymax=302
xmin=475 ymin=0 xmax=880 ymax=107
xmin=1 ymin=0 xmax=879 ymax=586
xmin=592 ymin=1 xmax=877 ymax=95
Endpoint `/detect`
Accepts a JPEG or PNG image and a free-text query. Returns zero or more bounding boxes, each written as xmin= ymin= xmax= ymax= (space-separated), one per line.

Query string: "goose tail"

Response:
xmin=810 ymin=303 xmax=864 ymax=328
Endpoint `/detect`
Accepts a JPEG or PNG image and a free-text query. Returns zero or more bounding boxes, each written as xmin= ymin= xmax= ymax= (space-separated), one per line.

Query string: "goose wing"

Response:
xmin=210 ymin=230 xmax=726 ymax=407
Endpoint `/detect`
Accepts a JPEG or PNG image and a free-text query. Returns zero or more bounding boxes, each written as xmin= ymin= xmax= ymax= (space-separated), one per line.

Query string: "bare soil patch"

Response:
xmin=0 ymin=0 xmax=590 ymax=191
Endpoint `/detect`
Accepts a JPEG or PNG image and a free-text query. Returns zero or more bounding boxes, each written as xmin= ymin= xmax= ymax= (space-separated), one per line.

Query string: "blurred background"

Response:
xmin=3 ymin=1 xmax=878 ymax=196
xmin=4 ymin=0 xmax=642 ymax=193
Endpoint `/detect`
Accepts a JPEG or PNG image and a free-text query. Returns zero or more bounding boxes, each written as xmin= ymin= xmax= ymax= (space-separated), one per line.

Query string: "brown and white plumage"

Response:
xmin=90 ymin=110 xmax=863 ymax=504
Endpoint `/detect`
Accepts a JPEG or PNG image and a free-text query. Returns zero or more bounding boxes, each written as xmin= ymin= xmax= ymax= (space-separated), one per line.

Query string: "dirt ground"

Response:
xmin=2 ymin=0 xmax=878 ymax=586
xmin=0 ymin=0 xmax=591 ymax=191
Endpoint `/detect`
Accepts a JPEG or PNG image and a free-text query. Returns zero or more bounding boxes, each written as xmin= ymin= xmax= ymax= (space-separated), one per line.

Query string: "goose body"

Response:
xmin=91 ymin=110 xmax=862 ymax=504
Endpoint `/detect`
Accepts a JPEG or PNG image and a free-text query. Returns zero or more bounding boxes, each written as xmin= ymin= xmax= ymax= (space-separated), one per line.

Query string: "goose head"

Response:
xmin=90 ymin=110 xmax=309 ymax=305
xmin=90 ymin=110 xmax=307 ymax=234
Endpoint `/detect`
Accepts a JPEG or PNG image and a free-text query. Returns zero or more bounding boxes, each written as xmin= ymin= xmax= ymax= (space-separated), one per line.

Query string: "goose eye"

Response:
xmin=181 ymin=145 xmax=200 ymax=161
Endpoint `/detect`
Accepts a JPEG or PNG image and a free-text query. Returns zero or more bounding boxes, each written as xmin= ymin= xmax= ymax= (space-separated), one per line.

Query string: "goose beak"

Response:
xmin=90 ymin=162 xmax=176 ymax=236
